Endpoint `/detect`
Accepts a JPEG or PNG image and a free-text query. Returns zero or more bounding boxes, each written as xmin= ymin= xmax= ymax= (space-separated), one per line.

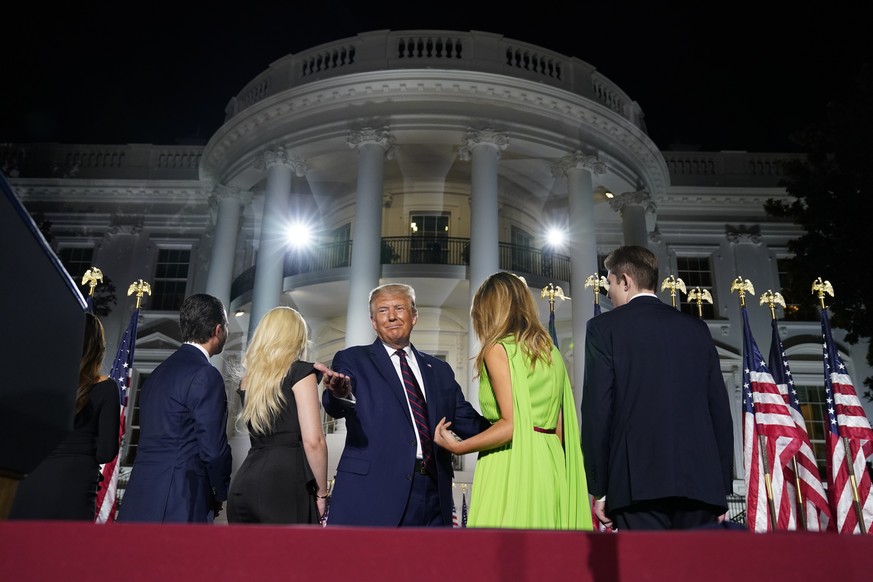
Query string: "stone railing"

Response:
xmin=225 ymin=30 xmax=644 ymax=129
xmin=0 ymin=143 xmax=204 ymax=180
xmin=230 ymin=237 xmax=572 ymax=303
xmin=662 ymin=151 xmax=803 ymax=187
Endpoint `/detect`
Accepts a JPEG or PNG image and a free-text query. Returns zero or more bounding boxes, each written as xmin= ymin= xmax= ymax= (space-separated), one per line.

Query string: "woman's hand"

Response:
xmin=433 ymin=417 xmax=463 ymax=454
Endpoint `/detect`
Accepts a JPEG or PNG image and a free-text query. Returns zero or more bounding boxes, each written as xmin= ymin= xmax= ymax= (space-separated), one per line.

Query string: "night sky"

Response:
xmin=2 ymin=2 xmax=869 ymax=152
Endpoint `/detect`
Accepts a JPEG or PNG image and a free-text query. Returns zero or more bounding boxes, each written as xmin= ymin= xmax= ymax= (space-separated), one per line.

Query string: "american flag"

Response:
xmin=547 ymin=310 xmax=558 ymax=347
xmin=821 ymin=308 xmax=873 ymax=534
xmin=95 ymin=308 xmax=139 ymax=523
xmin=452 ymin=496 xmax=459 ymax=528
xmin=741 ymin=306 xmax=802 ymax=531
xmin=768 ymin=319 xmax=832 ymax=531
xmin=461 ymin=490 xmax=468 ymax=528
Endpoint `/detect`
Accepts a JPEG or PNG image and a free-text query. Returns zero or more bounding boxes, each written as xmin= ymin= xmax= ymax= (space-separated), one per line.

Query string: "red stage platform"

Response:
xmin=1 ymin=521 xmax=872 ymax=581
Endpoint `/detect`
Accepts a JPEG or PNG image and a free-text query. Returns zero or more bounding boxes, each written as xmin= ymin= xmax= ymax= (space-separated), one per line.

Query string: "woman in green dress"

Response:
xmin=434 ymin=271 xmax=591 ymax=529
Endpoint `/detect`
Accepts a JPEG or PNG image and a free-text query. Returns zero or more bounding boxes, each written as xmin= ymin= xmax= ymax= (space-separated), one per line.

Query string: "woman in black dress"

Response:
xmin=227 ymin=306 xmax=328 ymax=524
xmin=10 ymin=312 xmax=120 ymax=520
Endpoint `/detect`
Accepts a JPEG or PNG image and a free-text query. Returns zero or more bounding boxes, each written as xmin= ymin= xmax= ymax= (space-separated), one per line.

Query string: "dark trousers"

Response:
xmin=399 ymin=471 xmax=444 ymax=527
xmin=613 ymin=497 xmax=723 ymax=531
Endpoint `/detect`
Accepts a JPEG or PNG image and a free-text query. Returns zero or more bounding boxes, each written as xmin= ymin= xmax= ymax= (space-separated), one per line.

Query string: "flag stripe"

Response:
xmin=821 ymin=308 xmax=873 ymax=534
xmin=95 ymin=308 xmax=138 ymax=524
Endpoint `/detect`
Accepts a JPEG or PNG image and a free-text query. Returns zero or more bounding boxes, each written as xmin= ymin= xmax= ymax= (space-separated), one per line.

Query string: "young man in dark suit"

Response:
xmin=119 ymin=294 xmax=233 ymax=523
xmin=320 ymin=283 xmax=489 ymax=526
xmin=581 ymin=246 xmax=734 ymax=530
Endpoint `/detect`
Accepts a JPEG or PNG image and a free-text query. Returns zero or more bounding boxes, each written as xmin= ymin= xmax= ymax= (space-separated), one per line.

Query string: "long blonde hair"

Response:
xmin=471 ymin=272 xmax=553 ymax=377
xmin=239 ymin=306 xmax=309 ymax=435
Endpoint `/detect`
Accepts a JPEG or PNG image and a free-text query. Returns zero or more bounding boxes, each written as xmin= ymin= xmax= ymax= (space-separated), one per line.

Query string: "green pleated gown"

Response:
xmin=467 ymin=337 xmax=592 ymax=529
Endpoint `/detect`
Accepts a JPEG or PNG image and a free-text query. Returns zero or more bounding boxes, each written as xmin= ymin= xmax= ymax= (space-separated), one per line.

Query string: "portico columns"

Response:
xmin=459 ymin=128 xmax=508 ymax=409
xmin=610 ymin=190 xmax=654 ymax=248
xmin=249 ymin=147 xmax=305 ymax=338
xmin=205 ymin=185 xmax=251 ymax=314
xmin=551 ymin=152 xmax=604 ymax=410
xmin=345 ymin=128 xmax=396 ymax=347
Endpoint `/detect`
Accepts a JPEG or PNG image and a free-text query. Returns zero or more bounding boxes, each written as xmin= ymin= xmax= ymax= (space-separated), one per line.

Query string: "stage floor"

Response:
xmin=1 ymin=521 xmax=872 ymax=581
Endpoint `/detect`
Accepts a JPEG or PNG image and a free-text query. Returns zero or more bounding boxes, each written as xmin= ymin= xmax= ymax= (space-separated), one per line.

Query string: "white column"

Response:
xmin=552 ymin=152 xmax=605 ymax=411
xmin=249 ymin=147 xmax=304 ymax=338
xmin=205 ymin=185 xmax=250 ymax=310
xmin=459 ymin=128 xmax=508 ymax=410
xmin=345 ymin=127 xmax=396 ymax=347
xmin=610 ymin=190 xmax=654 ymax=248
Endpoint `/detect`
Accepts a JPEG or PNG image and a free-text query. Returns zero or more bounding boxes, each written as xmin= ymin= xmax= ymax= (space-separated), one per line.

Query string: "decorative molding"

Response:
xmin=208 ymin=185 xmax=253 ymax=226
xmin=106 ymin=215 xmax=144 ymax=236
xmin=550 ymin=151 xmax=606 ymax=178
xmin=609 ymin=190 xmax=654 ymax=214
xmin=725 ymin=224 xmax=762 ymax=244
xmin=347 ymin=127 xmax=397 ymax=159
xmin=457 ymin=128 xmax=509 ymax=161
xmin=253 ymin=146 xmax=307 ymax=175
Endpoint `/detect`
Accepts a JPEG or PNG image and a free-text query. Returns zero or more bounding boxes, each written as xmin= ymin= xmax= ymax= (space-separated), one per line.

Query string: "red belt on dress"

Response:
xmin=533 ymin=426 xmax=556 ymax=434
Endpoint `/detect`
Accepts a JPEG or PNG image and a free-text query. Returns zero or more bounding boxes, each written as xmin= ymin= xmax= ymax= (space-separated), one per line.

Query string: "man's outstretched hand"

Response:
xmin=315 ymin=362 xmax=352 ymax=398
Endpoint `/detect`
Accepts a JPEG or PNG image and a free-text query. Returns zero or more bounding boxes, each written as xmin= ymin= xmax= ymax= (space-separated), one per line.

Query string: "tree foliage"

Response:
xmin=764 ymin=64 xmax=873 ymax=394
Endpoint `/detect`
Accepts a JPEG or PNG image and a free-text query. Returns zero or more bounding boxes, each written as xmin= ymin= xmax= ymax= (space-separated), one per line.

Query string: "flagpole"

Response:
xmin=732 ymin=277 xmax=778 ymax=530
xmin=814 ymin=278 xmax=867 ymax=533
xmin=96 ymin=279 xmax=151 ymax=523
xmin=761 ymin=289 xmax=807 ymax=529
xmin=541 ymin=283 xmax=568 ymax=347
xmin=660 ymin=275 xmax=686 ymax=308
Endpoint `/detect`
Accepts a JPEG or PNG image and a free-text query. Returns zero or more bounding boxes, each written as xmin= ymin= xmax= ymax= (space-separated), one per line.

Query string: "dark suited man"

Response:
xmin=321 ymin=283 xmax=489 ymax=526
xmin=581 ymin=246 xmax=734 ymax=530
xmin=119 ymin=294 xmax=233 ymax=523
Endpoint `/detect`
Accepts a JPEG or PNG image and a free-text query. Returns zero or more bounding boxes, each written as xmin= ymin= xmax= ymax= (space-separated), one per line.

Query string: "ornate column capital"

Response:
xmin=208 ymin=184 xmax=253 ymax=226
xmin=210 ymin=184 xmax=253 ymax=205
xmin=725 ymin=224 xmax=762 ymax=244
xmin=458 ymin=128 xmax=509 ymax=161
xmin=254 ymin=146 xmax=308 ymax=176
xmin=550 ymin=151 xmax=606 ymax=178
xmin=609 ymin=190 xmax=655 ymax=214
xmin=347 ymin=127 xmax=397 ymax=159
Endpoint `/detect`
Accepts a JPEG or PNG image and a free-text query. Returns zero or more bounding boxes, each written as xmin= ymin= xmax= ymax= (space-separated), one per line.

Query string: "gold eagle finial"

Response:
xmin=583 ymin=274 xmax=607 ymax=305
xmin=81 ymin=267 xmax=103 ymax=297
xmin=127 ymin=279 xmax=152 ymax=309
xmin=811 ymin=277 xmax=834 ymax=308
xmin=759 ymin=290 xmax=786 ymax=320
xmin=730 ymin=277 xmax=755 ymax=307
xmin=660 ymin=275 xmax=686 ymax=308
xmin=687 ymin=287 xmax=713 ymax=318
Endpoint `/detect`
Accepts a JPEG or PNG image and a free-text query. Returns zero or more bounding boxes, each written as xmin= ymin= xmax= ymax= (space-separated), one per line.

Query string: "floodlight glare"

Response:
xmin=287 ymin=221 xmax=313 ymax=248
xmin=545 ymin=227 xmax=566 ymax=248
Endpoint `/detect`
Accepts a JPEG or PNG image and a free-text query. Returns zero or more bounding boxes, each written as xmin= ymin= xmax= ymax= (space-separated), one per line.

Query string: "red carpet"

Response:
xmin=1 ymin=521 xmax=872 ymax=581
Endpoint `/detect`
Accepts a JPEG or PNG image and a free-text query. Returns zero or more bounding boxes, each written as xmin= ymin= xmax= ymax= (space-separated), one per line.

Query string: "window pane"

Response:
xmin=150 ymin=249 xmax=190 ymax=311
xmin=676 ymin=256 xmax=716 ymax=319
xmin=58 ymin=246 xmax=94 ymax=282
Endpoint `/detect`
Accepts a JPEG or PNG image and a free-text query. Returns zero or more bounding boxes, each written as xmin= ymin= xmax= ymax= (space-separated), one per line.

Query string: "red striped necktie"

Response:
xmin=396 ymin=349 xmax=435 ymax=478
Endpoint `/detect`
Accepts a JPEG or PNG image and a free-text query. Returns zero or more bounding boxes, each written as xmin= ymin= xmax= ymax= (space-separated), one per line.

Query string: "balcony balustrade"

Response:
xmin=230 ymin=236 xmax=571 ymax=302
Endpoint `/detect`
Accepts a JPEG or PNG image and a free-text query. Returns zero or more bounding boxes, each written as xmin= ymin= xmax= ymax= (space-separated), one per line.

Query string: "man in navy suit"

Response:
xmin=119 ymin=294 xmax=233 ymax=523
xmin=581 ymin=246 xmax=734 ymax=530
xmin=321 ymin=283 xmax=489 ymax=526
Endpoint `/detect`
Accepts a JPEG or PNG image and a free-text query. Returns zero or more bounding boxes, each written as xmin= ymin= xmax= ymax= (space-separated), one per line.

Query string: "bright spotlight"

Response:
xmin=545 ymin=227 xmax=566 ymax=248
xmin=286 ymin=221 xmax=313 ymax=248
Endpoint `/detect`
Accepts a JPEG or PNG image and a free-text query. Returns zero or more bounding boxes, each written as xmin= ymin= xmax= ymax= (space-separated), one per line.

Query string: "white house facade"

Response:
xmin=5 ymin=30 xmax=870 ymax=513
